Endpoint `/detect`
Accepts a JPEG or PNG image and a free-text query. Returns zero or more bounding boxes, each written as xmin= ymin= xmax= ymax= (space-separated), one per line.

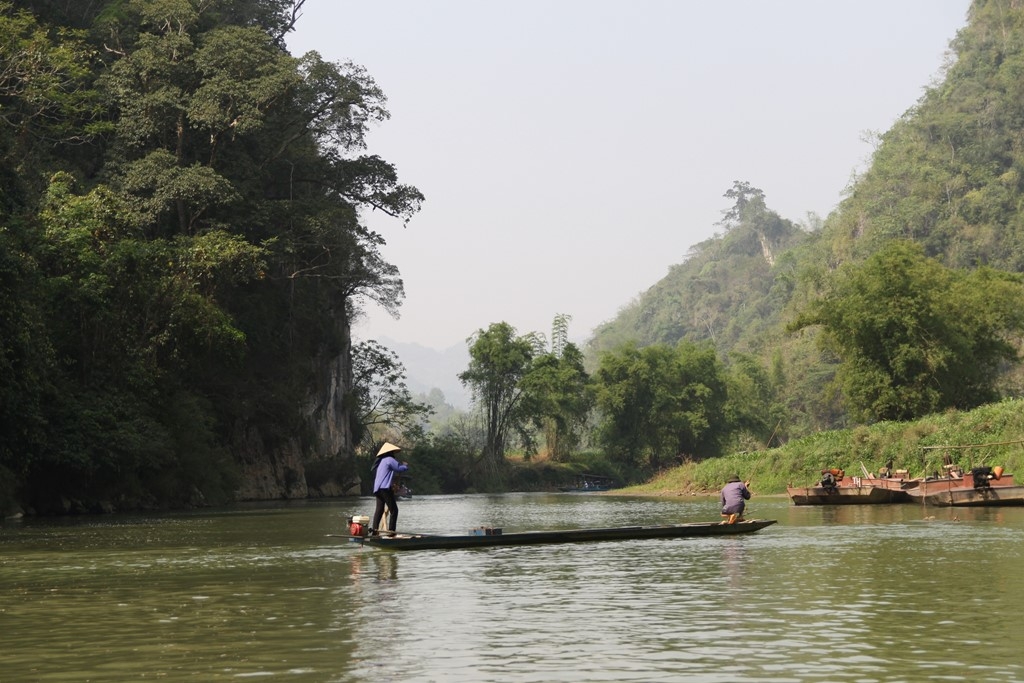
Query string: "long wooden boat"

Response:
xmin=346 ymin=519 xmax=777 ymax=551
xmin=787 ymin=479 xmax=916 ymax=505
xmin=788 ymin=467 xmax=919 ymax=505
xmin=905 ymin=467 xmax=1024 ymax=507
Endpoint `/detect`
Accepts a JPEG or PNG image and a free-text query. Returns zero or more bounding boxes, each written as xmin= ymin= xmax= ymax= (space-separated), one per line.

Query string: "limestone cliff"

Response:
xmin=234 ymin=342 xmax=361 ymax=501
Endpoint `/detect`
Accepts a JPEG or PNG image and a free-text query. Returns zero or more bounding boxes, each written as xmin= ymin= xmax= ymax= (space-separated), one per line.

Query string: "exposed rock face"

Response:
xmin=233 ymin=425 xmax=310 ymax=500
xmin=234 ymin=335 xmax=360 ymax=501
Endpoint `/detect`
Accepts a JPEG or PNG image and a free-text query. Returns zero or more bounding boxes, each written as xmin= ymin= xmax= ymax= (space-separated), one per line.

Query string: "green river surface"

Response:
xmin=2 ymin=493 xmax=1023 ymax=682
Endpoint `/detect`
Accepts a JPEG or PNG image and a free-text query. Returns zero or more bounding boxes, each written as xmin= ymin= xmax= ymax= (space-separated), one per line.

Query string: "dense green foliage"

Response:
xmin=588 ymin=181 xmax=810 ymax=358
xmin=0 ymin=1 xmax=422 ymax=513
xmin=791 ymin=241 xmax=1024 ymax=421
xmin=591 ymin=341 xmax=730 ymax=470
xmin=828 ymin=0 xmax=1024 ymax=270
xmin=517 ymin=316 xmax=592 ymax=462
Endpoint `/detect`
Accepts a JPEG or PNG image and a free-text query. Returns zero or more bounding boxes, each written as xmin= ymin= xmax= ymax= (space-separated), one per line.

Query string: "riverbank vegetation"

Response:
xmin=394 ymin=398 xmax=1024 ymax=498
xmin=624 ymin=399 xmax=1024 ymax=496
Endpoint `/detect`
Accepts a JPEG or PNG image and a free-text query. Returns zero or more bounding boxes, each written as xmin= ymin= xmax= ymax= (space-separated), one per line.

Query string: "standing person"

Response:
xmin=720 ymin=475 xmax=751 ymax=524
xmin=370 ymin=442 xmax=409 ymax=534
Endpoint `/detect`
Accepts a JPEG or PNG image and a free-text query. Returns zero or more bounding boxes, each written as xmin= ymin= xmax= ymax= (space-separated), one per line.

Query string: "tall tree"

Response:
xmin=592 ymin=341 xmax=730 ymax=471
xmin=720 ymin=180 xmax=765 ymax=227
xmin=351 ymin=340 xmax=433 ymax=449
xmin=519 ymin=340 xmax=591 ymax=461
xmin=459 ymin=322 xmax=535 ymax=472
xmin=550 ymin=313 xmax=570 ymax=357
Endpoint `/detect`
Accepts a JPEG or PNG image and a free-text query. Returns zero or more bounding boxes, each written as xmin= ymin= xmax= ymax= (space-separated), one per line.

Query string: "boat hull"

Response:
xmin=787 ymin=484 xmax=912 ymax=505
xmin=905 ymin=470 xmax=1023 ymax=506
xmin=907 ymin=484 xmax=1024 ymax=507
xmin=350 ymin=519 xmax=777 ymax=551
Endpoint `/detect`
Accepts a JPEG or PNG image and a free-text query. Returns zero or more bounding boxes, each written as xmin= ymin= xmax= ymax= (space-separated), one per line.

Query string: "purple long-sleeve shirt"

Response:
xmin=372 ymin=455 xmax=409 ymax=493
xmin=720 ymin=481 xmax=751 ymax=514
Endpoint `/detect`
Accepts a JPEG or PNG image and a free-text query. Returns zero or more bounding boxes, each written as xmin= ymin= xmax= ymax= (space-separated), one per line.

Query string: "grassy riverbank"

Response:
xmin=622 ymin=398 xmax=1024 ymax=496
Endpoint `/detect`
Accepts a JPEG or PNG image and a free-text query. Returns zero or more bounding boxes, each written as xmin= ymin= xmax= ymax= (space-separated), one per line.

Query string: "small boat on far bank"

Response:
xmin=558 ymin=474 xmax=617 ymax=493
xmin=394 ymin=475 xmax=412 ymax=500
xmin=787 ymin=467 xmax=919 ymax=505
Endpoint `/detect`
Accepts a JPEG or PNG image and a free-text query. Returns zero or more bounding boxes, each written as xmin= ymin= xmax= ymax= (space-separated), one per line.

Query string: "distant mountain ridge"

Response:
xmin=377 ymin=336 xmax=472 ymax=410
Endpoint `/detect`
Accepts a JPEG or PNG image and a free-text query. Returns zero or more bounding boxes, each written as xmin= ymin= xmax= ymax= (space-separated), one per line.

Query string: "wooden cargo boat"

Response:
xmin=344 ymin=519 xmax=777 ymax=551
xmin=787 ymin=481 xmax=913 ymax=505
xmin=905 ymin=466 xmax=1024 ymax=507
xmin=787 ymin=467 xmax=919 ymax=505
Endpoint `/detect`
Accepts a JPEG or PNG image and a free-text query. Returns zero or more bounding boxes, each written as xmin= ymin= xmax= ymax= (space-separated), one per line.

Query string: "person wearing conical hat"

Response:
xmin=719 ymin=475 xmax=751 ymax=524
xmin=370 ymin=442 xmax=409 ymax=534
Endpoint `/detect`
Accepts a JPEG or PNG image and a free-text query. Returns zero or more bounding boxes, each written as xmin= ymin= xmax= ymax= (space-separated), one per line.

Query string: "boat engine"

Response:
xmin=348 ymin=515 xmax=371 ymax=537
xmin=971 ymin=467 xmax=993 ymax=489
xmin=820 ymin=471 xmax=839 ymax=494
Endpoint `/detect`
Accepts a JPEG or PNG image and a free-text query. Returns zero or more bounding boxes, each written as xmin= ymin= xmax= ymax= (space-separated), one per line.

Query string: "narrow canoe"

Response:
xmin=346 ymin=519 xmax=777 ymax=551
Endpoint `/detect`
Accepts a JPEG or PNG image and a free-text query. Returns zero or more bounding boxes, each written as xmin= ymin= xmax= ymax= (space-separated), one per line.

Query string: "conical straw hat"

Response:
xmin=376 ymin=442 xmax=402 ymax=456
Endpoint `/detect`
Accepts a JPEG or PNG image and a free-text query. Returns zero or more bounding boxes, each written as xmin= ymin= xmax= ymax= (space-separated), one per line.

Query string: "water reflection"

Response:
xmin=350 ymin=548 xmax=398 ymax=582
xmin=719 ymin=539 xmax=747 ymax=590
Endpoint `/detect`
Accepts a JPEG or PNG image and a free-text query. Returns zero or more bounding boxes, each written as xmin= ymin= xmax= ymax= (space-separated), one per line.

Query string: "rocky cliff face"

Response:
xmin=233 ymin=424 xmax=311 ymax=500
xmin=234 ymin=337 xmax=361 ymax=501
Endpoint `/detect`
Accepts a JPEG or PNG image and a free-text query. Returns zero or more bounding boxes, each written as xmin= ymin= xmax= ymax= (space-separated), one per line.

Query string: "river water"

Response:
xmin=2 ymin=493 xmax=1023 ymax=682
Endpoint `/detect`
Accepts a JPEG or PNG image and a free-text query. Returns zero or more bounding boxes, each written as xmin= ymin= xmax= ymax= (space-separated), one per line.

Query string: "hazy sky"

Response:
xmin=287 ymin=1 xmax=972 ymax=352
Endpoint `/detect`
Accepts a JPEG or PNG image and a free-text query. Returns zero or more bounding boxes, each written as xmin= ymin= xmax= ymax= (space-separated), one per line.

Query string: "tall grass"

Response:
xmin=628 ymin=398 xmax=1024 ymax=495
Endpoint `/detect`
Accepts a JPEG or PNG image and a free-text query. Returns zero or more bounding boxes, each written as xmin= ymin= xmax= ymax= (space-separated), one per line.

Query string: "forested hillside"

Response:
xmin=588 ymin=182 xmax=812 ymax=357
xmin=827 ymin=0 xmax=1024 ymax=270
xmin=589 ymin=0 xmax=1024 ymax=439
xmin=0 ymin=1 xmax=420 ymax=514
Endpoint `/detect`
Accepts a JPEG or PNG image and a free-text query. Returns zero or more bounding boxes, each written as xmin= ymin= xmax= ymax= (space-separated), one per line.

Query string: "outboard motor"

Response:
xmin=821 ymin=471 xmax=839 ymax=494
xmin=971 ymin=467 xmax=993 ymax=489
xmin=348 ymin=515 xmax=371 ymax=537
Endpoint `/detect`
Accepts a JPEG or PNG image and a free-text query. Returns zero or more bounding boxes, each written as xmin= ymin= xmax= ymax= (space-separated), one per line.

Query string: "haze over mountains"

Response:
xmin=379 ymin=337 xmax=473 ymax=410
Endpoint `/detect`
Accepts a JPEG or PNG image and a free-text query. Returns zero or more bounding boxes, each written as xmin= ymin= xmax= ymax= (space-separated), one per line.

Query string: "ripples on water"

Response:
xmin=2 ymin=496 xmax=1024 ymax=682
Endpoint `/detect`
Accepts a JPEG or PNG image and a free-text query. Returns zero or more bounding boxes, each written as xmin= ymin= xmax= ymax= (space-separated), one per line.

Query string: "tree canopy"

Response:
xmin=790 ymin=241 xmax=1024 ymax=422
xmin=591 ymin=341 xmax=731 ymax=470
xmin=459 ymin=322 xmax=536 ymax=473
xmin=0 ymin=0 xmax=423 ymax=512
